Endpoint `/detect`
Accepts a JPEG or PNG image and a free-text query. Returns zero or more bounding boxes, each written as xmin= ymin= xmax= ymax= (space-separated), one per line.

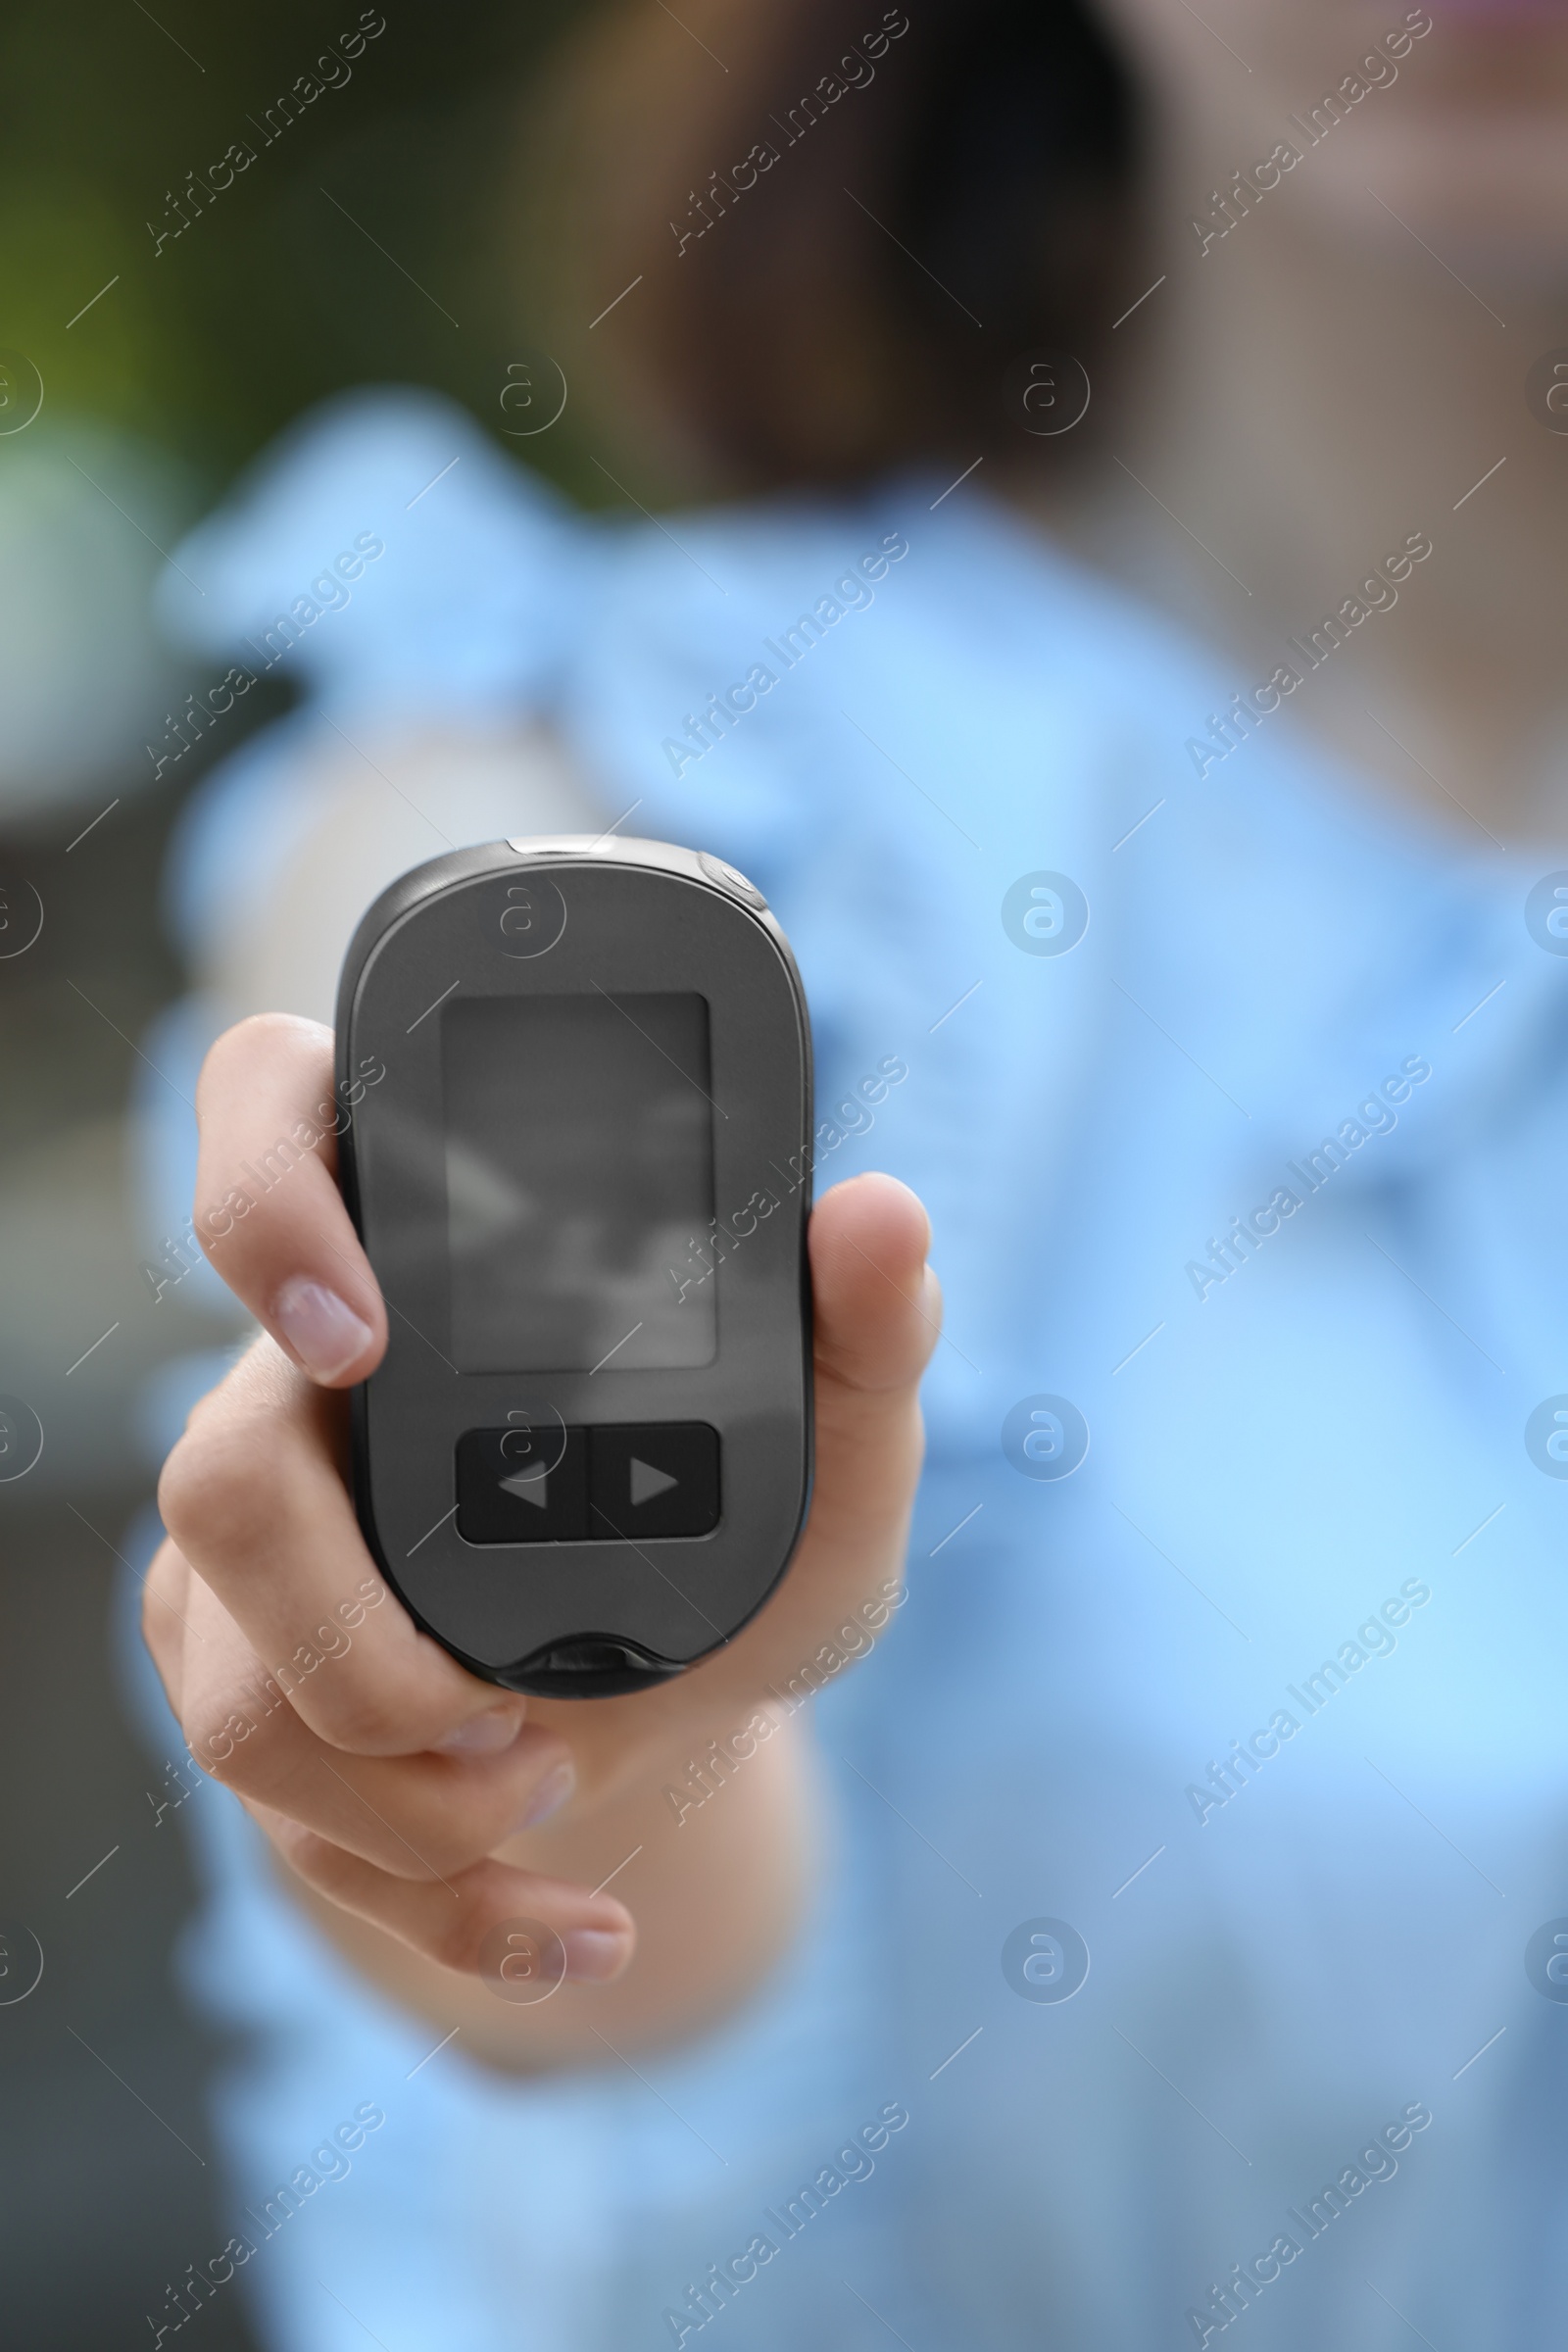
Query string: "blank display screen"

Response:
xmin=441 ymin=992 xmax=715 ymax=1372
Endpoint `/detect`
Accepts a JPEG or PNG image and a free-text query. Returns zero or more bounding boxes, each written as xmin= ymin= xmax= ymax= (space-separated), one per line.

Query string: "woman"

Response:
xmin=133 ymin=0 xmax=1568 ymax=2344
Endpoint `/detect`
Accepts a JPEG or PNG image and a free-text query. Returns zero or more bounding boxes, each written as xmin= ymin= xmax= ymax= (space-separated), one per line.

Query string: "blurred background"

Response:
xmin=0 ymin=4 xmax=601 ymax=2337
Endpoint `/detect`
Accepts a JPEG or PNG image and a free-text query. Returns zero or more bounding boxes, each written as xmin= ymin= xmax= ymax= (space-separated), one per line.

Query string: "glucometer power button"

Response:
xmin=698 ymin=852 xmax=767 ymax=909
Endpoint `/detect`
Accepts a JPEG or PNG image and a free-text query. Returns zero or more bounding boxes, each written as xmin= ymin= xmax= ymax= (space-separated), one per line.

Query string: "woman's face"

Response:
xmin=1099 ymin=0 xmax=1568 ymax=274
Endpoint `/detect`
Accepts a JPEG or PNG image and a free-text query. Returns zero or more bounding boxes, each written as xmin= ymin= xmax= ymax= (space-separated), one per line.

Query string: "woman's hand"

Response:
xmin=146 ymin=1014 xmax=938 ymax=2019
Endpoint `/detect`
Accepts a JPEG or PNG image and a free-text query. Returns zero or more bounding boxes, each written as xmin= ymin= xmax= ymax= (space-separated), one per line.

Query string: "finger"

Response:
xmin=218 ymin=1716 xmax=575 ymax=1882
xmin=256 ymin=1810 xmax=636 ymax=1984
xmin=174 ymin=1570 xmax=575 ymax=1876
xmin=195 ymin=1012 xmax=386 ymax=1386
xmin=158 ymin=1338 xmax=523 ymax=1757
xmin=779 ymin=1171 xmax=936 ymax=1594
xmin=808 ymin=1171 xmax=939 ymax=1397
xmin=140 ymin=1536 xmax=197 ymax=1718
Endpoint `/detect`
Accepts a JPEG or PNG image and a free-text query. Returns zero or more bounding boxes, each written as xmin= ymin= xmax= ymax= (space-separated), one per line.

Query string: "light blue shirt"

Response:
xmin=124 ymin=387 xmax=1568 ymax=2350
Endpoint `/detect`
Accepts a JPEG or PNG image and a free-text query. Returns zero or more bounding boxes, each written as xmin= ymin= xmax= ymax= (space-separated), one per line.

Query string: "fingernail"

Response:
xmin=274 ymin=1277 xmax=373 ymax=1381
xmin=436 ymin=1704 xmax=525 ymax=1757
xmin=514 ymin=1761 xmax=574 ymax=1832
xmin=562 ymin=1927 xmax=629 ymax=1982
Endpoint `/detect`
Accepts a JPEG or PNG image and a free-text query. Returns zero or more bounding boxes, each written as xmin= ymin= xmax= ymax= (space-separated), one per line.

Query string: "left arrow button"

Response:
xmin=499 ymin=1471 xmax=549 ymax=1508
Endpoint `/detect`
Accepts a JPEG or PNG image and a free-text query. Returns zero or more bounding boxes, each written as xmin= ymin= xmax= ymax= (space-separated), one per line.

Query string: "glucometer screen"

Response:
xmin=441 ymin=992 xmax=716 ymax=1372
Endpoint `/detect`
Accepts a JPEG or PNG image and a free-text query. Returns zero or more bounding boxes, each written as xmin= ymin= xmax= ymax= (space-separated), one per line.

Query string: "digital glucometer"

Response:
xmin=333 ymin=838 xmax=813 ymax=1696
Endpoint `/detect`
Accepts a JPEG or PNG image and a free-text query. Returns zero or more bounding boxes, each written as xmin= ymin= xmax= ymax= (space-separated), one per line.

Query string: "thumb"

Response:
xmin=808 ymin=1171 xmax=940 ymax=1397
xmin=800 ymin=1173 xmax=939 ymax=1571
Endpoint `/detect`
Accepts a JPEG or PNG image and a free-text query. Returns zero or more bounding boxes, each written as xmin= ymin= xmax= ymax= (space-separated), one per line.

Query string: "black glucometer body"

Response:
xmin=333 ymin=838 xmax=813 ymax=1697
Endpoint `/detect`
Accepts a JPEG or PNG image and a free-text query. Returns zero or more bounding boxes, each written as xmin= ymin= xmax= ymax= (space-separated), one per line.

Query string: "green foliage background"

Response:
xmin=0 ymin=0 xmax=594 ymax=500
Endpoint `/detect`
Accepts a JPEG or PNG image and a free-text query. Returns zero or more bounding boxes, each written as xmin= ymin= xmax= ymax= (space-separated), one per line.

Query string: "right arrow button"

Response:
xmin=629 ymin=1457 xmax=678 ymax=1508
xmin=590 ymin=1424 xmax=720 ymax=1540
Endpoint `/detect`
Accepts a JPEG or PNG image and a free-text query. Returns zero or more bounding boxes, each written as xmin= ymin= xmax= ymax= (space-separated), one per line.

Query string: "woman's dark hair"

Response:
xmin=526 ymin=0 xmax=1139 ymax=493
